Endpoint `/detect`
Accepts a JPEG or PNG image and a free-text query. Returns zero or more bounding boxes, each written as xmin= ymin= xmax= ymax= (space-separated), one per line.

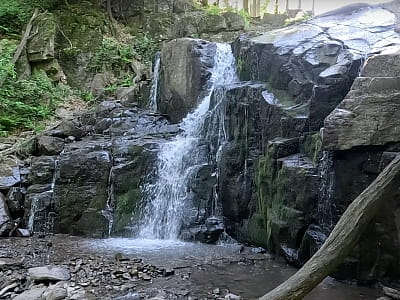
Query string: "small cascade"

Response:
xmin=204 ymin=87 xmax=230 ymax=218
xmin=317 ymin=150 xmax=336 ymax=232
xmin=102 ymin=165 xmax=115 ymax=237
xmin=148 ymin=52 xmax=161 ymax=111
xmin=137 ymin=44 xmax=238 ymax=240
xmin=28 ymin=156 xmax=61 ymax=234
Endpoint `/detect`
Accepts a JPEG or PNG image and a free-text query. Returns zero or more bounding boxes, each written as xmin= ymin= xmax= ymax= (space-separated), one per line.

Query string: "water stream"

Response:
xmin=137 ymin=44 xmax=238 ymax=240
xmin=148 ymin=52 xmax=161 ymax=111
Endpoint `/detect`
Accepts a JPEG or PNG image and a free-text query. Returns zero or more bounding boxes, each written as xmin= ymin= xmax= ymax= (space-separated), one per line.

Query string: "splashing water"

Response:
xmin=148 ymin=52 xmax=161 ymax=111
xmin=137 ymin=43 xmax=238 ymax=240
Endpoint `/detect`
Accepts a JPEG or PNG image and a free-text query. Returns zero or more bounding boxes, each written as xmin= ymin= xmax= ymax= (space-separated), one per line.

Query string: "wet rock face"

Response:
xmin=233 ymin=4 xmax=400 ymax=130
xmin=0 ymin=193 xmax=12 ymax=236
xmin=324 ymin=52 xmax=400 ymax=150
xmin=159 ymin=38 xmax=216 ymax=123
xmin=23 ymin=100 xmax=177 ymax=237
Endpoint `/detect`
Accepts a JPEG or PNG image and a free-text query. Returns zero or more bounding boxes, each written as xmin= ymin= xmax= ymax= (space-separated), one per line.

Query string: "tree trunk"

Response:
xmin=201 ymin=0 xmax=208 ymax=6
xmin=260 ymin=155 xmax=400 ymax=300
xmin=285 ymin=0 xmax=289 ymax=12
xmin=297 ymin=0 xmax=301 ymax=9
xmin=274 ymin=0 xmax=278 ymax=14
xmin=312 ymin=0 xmax=315 ymax=15
xmin=243 ymin=0 xmax=249 ymax=13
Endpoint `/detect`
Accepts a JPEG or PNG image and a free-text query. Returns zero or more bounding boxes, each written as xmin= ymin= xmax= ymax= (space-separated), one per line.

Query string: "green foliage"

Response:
xmin=89 ymin=38 xmax=130 ymax=74
xmin=0 ymin=71 xmax=68 ymax=134
xmin=0 ymin=0 xmax=64 ymax=34
xmin=0 ymin=39 xmax=17 ymax=80
xmin=237 ymin=9 xmax=251 ymax=28
xmin=132 ymin=34 xmax=160 ymax=64
xmin=284 ymin=11 xmax=313 ymax=26
xmin=204 ymin=5 xmax=224 ymax=15
xmin=89 ymin=35 xmax=159 ymax=74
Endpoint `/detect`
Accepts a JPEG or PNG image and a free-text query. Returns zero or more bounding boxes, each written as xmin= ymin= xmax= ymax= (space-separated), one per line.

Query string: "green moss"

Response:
xmin=302 ymin=132 xmax=322 ymax=165
xmin=113 ymin=189 xmax=140 ymax=232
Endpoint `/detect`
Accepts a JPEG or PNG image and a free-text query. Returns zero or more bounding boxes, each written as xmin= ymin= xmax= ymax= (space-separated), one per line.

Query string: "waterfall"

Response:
xmin=148 ymin=52 xmax=161 ymax=111
xmin=28 ymin=156 xmax=60 ymax=234
xmin=317 ymin=150 xmax=336 ymax=232
xmin=101 ymin=165 xmax=115 ymax=237
xmin=137 ymin=43 xmax=238 ymax=240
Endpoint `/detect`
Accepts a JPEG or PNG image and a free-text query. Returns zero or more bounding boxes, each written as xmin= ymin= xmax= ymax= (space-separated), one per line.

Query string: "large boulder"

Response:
xmin=159 ymin=38 xmax=216 ymax=123
xmin=232 ymin=3 xmax=400 ymax=130
xmin=323 ymin=51 xmax=400 ymax=150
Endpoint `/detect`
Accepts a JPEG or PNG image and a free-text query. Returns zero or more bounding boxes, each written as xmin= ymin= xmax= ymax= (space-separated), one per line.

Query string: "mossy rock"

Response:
xmin=55 ymin=3 xmax=106 ymax=88
xmin=27 ymin=12 xmax=57 ymax=62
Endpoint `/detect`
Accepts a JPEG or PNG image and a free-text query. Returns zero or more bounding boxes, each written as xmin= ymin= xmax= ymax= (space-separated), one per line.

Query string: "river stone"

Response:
xmin=159 ymin=38 xmax=216 ymax=123
xmin=43 ymin=285 xmax=68 ymax=300
xmin=14 ymin=287 xmax=47 ymax=300
xmin=28 ymin=266 xmax=71 ymax=282
xmin=38 ymin=136 xmax=65 ymax=155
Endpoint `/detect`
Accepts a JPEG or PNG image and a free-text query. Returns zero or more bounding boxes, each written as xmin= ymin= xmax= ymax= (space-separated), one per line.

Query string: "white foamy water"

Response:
xmin=137 ymin=43 xmax=238 ymax=240
xmin=148 ymin=52 xmax=161 ymax=111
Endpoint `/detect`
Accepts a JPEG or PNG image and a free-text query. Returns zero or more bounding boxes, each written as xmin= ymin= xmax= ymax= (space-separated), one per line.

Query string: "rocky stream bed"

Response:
xmin=0 ymin=235 xmax=385 ymax=300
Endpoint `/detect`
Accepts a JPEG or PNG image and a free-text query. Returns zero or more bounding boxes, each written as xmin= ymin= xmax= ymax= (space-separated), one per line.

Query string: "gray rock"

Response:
xmin=38 ymin=136 xmax=65 ymax=155
xmin=28 ymin=266 xmax=71 ymax=282
xmin=323 ymin=53 xmax=400 ymax=150
xmin=159 ymin=38 xmax=216 ymax=123
xmin=14 ymin=287 xmax=47 ymax=300
xmin=43 ymin=285 xmax=68 ymax=300
xmin=27 ymin=13 xmax=56 ymax=62
xmin=223 ymin=12 xmax=245 ymax=31
xmin=0 ymin=157 xmax=21 ymax=190
xmin=383 ymin=286 xmax=400 ymax=299
xmin=57 ymin=120 xmax=86 ymax=139
xmin=116 ymin=86 xmax=136 ymax=107
xmin=0 ymin=192 xmax=12 ymax=236
xmin=233 ymin=4 xmax=400 ymax=130
xmin=90 ymin=72 xmax=115 ymax=97
xmin=225 ymin=293 xmax=241 ymax=300
xmin=6 ymin=187 xmax=25 ymax=218
xmin=199 ymin=14 xmax=227 ymax=33
xmin=16 ymin=228 xmax=31 ymax=237
xmin=28 ymin=156 xmax=55 ymax=185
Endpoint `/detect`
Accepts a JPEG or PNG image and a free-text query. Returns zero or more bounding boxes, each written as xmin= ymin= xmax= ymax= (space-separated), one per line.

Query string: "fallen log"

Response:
xmin=260 ymin=155 xmax=400 ymax=300
xmin=0 ymin=8 xmax=39 ymax=87
xmin=11 ymin=8 xmax=39 ymax=65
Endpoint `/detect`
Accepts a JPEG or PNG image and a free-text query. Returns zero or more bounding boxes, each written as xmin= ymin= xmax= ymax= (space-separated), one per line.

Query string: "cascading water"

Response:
xmin=137 ymin=43 xmax=238 ymax=240
xmin=148 ymin=52 xmax=161 ymax=111
xmin=28 ymin=155 xmax=60 ymax=234
xmin=317 ymin=150 xmax=336 ymax=232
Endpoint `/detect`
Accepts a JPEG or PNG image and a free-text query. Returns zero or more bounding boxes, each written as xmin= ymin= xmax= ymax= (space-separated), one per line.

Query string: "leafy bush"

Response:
xmin=0 ymin=72 xmax=68 ymax=135
xmin=0 ymin=0 xmax=64 ymax=35
xmin=0 ymin=39 xmax=67 ymax=135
